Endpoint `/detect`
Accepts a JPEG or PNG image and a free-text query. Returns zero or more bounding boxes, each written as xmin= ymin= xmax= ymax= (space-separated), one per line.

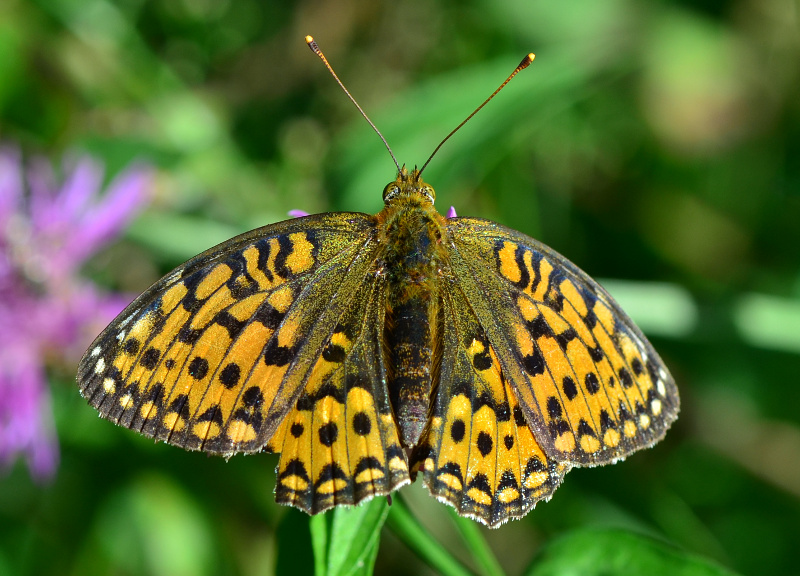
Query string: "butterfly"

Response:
xmin=77 ymin=37 xmax=679 ymax=528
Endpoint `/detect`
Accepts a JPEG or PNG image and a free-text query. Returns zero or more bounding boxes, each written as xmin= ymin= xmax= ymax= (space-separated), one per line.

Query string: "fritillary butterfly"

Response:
xmin=78 ymin=37 xmax=678 ymax=527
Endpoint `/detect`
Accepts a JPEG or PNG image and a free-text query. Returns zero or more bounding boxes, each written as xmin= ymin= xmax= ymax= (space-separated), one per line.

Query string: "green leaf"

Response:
xmin=447 ymin=508 xmax=506 ymax=576
xmin=600 ymin=280 xmax=698 ymax=338
xmin=309 ymin=513 xmax=329 ymax=576
xmin=326 ymin=498 xmax=390 ymax=576
xmin=92 ymin=473 xmax=216 ymax=576
xmin=126 ymin=212 xmax=246 ymax=262
xmin=386 ymin=497 xmax=474 ymax=576
xmin=525 ymin=528 xmax=742 ymax=576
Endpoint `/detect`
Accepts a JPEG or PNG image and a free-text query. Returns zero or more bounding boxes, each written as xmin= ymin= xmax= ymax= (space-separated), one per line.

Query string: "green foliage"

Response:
xmin=2 ymin=0 xmax=800 ymax=574
xmin=309 ymin=499 xmax=389 ymax=576
xmin=526 ymin=528 xmax=740 ymax=576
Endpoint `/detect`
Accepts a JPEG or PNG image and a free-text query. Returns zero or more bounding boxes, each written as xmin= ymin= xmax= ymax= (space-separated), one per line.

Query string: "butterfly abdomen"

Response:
xmin=379 ymin=197 xmax=448 ymax=447
xmin=386 ymin=294 xmax=440 ymax=447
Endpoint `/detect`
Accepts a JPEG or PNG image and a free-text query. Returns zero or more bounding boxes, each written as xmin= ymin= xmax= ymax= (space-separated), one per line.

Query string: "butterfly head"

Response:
xmin=383 ymin=166 xmax=436 ymax=206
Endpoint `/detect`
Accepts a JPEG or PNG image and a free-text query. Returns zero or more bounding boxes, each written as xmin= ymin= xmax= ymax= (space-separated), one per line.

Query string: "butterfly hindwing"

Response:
xmin=411 ymin=282 xmax=568 ymax=527
xmin=78 ymin=213 xmax=382 ymax=456
xmin=446 ymin=218 xmax=679 ymax=466
xmin=267 ymin=275 xmax=411 ymax=514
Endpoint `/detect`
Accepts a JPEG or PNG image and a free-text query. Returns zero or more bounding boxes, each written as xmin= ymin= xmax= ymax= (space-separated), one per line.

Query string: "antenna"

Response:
xmin=305 ymin=35 xmax=401 ymax=173
xmin=418 ymin=53 xmax=535 ymax=177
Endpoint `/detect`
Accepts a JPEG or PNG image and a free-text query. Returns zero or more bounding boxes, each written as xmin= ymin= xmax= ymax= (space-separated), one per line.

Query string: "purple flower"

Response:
xmin=0 ymin=147 xmax=151 ymax=481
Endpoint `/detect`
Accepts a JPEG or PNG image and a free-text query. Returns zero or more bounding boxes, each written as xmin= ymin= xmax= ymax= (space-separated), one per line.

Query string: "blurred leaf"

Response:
xmin=524 ymin=528 xmax=741 ymax=576
xmin=447 ymin=508 xmax=506 ymax=576
xmin=310 ymin=514 xmax=329 ymax=576
xmin=0 ymin=17 xmax=24 ymax=108
xmin=92 ymin=473 xmax=216 ymax=576
xmin=326 ymin=499 xmax=389 ymax=576
xmin=386 ymin=497 xmax=474 ymax=576
xmin=734 ymin=293 xmax=800 ymax=353
xmin=335 ymin=51 xmax=594 ymax=215
xmin=600 ymin=280 xmax=698 ymax=338
xmin=127 ymin=212 xmax=246 ymax=262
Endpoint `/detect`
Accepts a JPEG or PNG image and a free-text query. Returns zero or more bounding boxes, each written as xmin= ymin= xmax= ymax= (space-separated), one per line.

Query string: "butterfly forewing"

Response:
xmin=446 ymin=218 xmax=679 ymax=466
xmin=78 ymin=213 xmax=380 ymax=456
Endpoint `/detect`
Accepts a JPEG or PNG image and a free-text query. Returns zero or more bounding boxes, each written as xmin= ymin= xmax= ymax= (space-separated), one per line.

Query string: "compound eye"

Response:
xmin=383 ymin=183 xmax=401 ymax=202
xmin=423 ymin=185 xmax=436 ymax=202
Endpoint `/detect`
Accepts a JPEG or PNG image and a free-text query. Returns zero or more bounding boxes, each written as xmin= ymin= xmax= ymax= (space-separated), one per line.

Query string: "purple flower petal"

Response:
xmin=288 ymin=209 xmax=310 ymax=218
xmin=0 ymin=148 xmax=151 ymax=482
xmin=0 ymin=148 xmax=23 ymax=223
xmin=446 ymin=206 xmax=457 ymax=218
xmin=57 ymin=156 xmax=104 ymax=224
xmin=26 ymin=157 xmax=57 ymax=231
xmin=0 ymin=346 xmax=59 ymax=482
xmin=67 ymin=163 xmax=152 ymax=266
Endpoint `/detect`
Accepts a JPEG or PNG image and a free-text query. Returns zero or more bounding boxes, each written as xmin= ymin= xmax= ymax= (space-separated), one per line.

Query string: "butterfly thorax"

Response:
xmin=376 ymin=169 xmax=448 ymax=448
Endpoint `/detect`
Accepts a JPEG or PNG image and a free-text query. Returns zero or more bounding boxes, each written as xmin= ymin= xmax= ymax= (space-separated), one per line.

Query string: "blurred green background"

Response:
xmin=2 ymin=0 xmax=799 ymax=574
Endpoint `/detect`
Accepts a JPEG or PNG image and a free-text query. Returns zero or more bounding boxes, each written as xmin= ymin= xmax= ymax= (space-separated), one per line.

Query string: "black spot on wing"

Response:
xmin=548 ymin=419 xmax=571 ymax=438
xmin=253 ymin=302 xmax=286 ymax=331
xmin=179 ymin=271 xmax=205 ymax=313
xmin=177 ymin=325 xmax=203 ymax=344
xmin=214 ymin=311 xmax=247 ymax=339
xmin=167 ymin=394 xmax=190 ymax=419
xmin=296 ymin=382 xmax=347 ymax=411
xmin=273 ymin=235 xmax=294 ymax=278
xmin=527 ymin=315 xmax=550 ymax=339
xmin=279 ymin=459 xmax=310 ymax=482
xmin=187 ymin=356 xmax=209 ymax=379
xmin=254 ymin=238 xmax=274 ymax=283
xmin=123 ymin=338 xmax=140 ymax=355
xmin=231 ymin=406 xmax=263 ymax=434
xmin=140 ymin=347 xmax=160 ymax=369
xmin=224 ymin=252 xmax=259 ymax=300
xmin=451 ymin=419 xmax=466 ymax=443
xmin=619 ymin=367 xmax=634 ymax=388
xmin=472 ymin=393 xmax=511 ymax=422
xmin=242 ymin=386 xmax=265 ymax=409
xmin=512 ymin=245 xmax=531 ymax=290
xmin=547 ymin=396 xmax=562 ymax=419
xmin=584 ymin=373 xmax=600 ymax=395
xmin=219 ymin=363 xmax=241 ymax=389
xmin=521 ymin=348 xmax=545 ymax=376
xmin=263 ymin=340 xmax=293 ymax=367
xmin=322 ymin=343 xmax=347 ymax=363
xmin=476 ymin=432 xmax=493 ymax=457
xmin=197 ymin=405 xmax=224 ymax=425
xmin=588 ymin=345 xmax=604 ymax=362
xmin=318 ymin=422 xmax=338 ymax=447
xmin=472 ymin=350 xmax=493 ymax=371
xmin=562 ymin=376 xmax=578 ymax=401
xmin=352 ymin=412 xmax=371 ymax=436
xmin=554 ymin=328 xmax=578 ymax=352
xmin=513 ymin=405 xmax=527 ymax=428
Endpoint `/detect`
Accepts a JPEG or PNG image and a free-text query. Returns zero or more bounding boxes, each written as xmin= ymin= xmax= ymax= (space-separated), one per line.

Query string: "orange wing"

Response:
xmin=78 ymin=214 xmax=380 ymax=457
xmin=411 ymin=281 xmax=568 ymax=527
xmin=446 ymin=217 xmax=679 ymax=466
